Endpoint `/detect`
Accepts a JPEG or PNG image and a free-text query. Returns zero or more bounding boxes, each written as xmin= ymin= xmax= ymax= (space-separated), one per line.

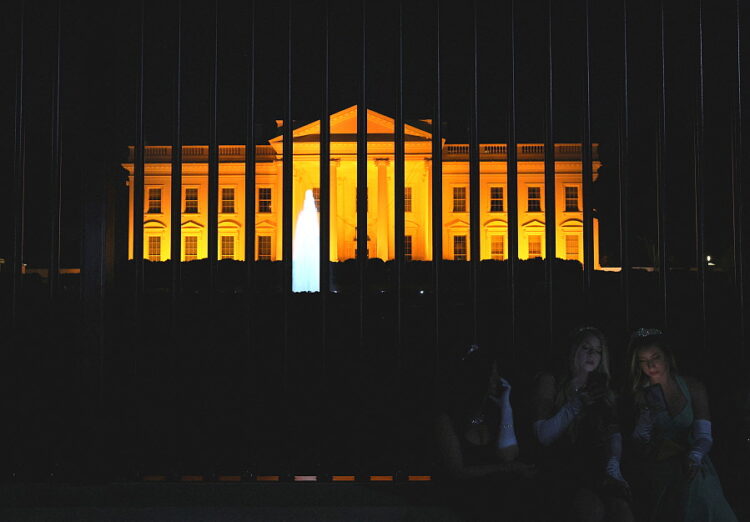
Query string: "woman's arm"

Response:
xmin=490 ymin=378 xmax=519 ymax=462
xmin=686 ymin=377 xmax=712 ymax=474
xmin=532 ymin=373 xmax=583 ymax=446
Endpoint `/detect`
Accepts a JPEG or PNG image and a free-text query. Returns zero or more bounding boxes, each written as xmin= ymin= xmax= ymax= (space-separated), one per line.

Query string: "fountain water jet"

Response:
xmin=292 ymin=189 xmax=320 ymax=292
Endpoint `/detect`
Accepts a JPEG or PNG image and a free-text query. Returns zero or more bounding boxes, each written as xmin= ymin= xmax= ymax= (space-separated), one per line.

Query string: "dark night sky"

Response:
xmin=1 ymin=0 xmax=746 ymax=270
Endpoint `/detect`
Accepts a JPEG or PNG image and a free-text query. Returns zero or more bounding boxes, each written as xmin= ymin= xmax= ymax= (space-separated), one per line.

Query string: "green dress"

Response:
xmin=645 ymin=376 xmax=737 ymax=522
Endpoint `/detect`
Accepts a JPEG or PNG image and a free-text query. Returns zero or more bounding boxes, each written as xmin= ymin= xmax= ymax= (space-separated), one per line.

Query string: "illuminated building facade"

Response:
xmin=123 ymin=106 xmax=601 ymax=267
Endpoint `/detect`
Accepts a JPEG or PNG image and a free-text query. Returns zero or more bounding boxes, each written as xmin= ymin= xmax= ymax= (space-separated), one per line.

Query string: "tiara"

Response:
xmin=461 ymin=344 xmax=480 ymax=361
xmin=576 ymin=326 xmax=599 ymax=334
xmin=633 ymin=327 xmax=663 ymax=338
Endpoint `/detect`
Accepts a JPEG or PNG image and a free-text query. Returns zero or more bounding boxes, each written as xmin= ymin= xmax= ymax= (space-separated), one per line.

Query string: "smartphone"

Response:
xmin=586 ymin=371 xmax=608 ymax=390
xmin=644 ymin=383 xmax=667 ymax=412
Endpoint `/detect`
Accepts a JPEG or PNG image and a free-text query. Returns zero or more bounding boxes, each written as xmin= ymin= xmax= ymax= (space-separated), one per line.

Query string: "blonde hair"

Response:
xmin=555 ymin=326 xmax=612 ymax=407
xmin=568 ymin=326 xmax=611 ymax=379
xmin=627 ymin=331 xmax=678 ymax=395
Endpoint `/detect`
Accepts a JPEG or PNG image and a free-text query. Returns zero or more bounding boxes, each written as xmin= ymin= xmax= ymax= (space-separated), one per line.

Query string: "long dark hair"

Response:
xmin=442 ymin=345 xmax=495 ymax=426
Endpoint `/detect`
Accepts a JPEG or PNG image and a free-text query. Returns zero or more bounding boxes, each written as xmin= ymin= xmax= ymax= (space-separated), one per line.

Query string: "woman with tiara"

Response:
xmin=531 ymin=326 xmax=633 ymax=522
xmin=627 ymin=328 xmax=737 ymax=521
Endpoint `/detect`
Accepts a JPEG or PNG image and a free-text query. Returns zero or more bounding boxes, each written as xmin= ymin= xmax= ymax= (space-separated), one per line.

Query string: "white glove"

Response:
xmin=533 ymin=394 xmax=584 ymax=446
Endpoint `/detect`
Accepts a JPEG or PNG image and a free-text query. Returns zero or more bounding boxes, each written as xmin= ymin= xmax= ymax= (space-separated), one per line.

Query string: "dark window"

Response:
xmin=148 ymin=236 xmax=161 ymax=261
xmin=454 ymin=235 xmax=467 ymax=261
xmin=565 ymin=186 xmax=579 ymax=211
xmin=147 ymin=188 xmax=162 ymax=213
xmin=404 ymin=235 xmax=412 ymax=261
xmin=258 ymin=235 xmax=271 ymax=260
xmin=404 ymin=187 xmax=413 ymax=212
xmin=220 ymin=236 xmax=235 ymax=259
xmin=184 ymin=188 xmax=198 ymax=213
xmin=566 ymin=234 xmax=579 ymax=260
xmin=453 ymin=187 xmax=467 ymax=212
xmin=258 ymin=188 xmax=272 ymax=213
xmin=528 ymin=187 xmax=541 ymax=212
xmin=490 ymin=186 xmax=504 ymax=212
xmin=184 ymin=236 xmax=198 ymax=261
xmin=528 ymin=235 xmax=542 ymax=258
xmin=491 ymin=235 xmax=505 ymax=260
xmin=221 ymin=188 xmax=235 ymax=213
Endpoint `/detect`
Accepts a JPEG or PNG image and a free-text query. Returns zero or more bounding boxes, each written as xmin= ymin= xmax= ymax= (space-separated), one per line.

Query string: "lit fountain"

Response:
xmin=292 ymin=189 xmax=320 ymax=292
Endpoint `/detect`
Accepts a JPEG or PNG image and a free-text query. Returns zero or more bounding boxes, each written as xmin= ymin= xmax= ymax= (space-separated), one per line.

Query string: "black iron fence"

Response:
xmin=1 ymin=0 xmax=748 ymax=488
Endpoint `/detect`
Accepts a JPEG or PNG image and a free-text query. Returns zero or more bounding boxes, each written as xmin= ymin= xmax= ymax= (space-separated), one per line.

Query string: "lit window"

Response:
xmin=454 ymin=235 xmax=467 ymax=261
xmin=528 ymin=187 xmax=541 ymax=212
xmin=404 ymin=235 xmax=412 ymax=261
xmin=490 ymin=187 xmax=504 ymax=212
xmin=258 ymin=188 xmax=272 ymax=213
xmin=312 ymin=188 xmax=321 ymax=212
xmin=184 ymin=188 xmax=198 ymax=213
xmin=528 ymin=235 xmax=542 ymax=259
xmin=565 ymin=186 xmax=579 ymax=212
xmin=566 ymin=234 xmax=579 ymax=260
xmin=221 ymin=188 xmax=235 ymax=213
xmin=220 ymin=236 xmax=235 ymax=260
xmin=404 ymin=187 xmax=413 ymax=213
xmin=258 ymin=235 xmax=271 ymax=260
xmin=453 ymin=187 xmax=467 ymax=213
xmin=184 ymin=236 xmax=198 ymax=261
xmin=148 ymin=236 xmax=161 ymax=261
xmin=491 ymin=235 xmax=505 ymax=260
xmin=147 ymin=188 xmax=162 ymax=213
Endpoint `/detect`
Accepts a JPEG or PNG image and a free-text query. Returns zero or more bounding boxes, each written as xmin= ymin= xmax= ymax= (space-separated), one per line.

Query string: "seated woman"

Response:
xmin=434 ymin=344 xmax=535 ymax=519
xmin=628 ymin=328 xmax=737 ymax=521
xmin=532 ymin=326 xmax=633 ymax=522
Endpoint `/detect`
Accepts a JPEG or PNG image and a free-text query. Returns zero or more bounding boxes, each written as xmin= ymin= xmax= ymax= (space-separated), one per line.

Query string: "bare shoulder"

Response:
xmin=682 ymin=375 xmax=707 ymax=396
xmin=682 ymin=375 xmax=711 ymax=420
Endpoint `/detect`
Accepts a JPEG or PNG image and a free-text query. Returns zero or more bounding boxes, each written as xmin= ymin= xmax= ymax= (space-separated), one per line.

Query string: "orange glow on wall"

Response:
xmin=123 ymin=106 xmax=601 ymax=268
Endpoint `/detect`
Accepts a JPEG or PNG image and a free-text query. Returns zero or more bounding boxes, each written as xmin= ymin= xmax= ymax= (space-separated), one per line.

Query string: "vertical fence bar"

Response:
xmin=656 ymin=0 xmax=669 ymax=328
xmin=170 ymin=0 xmax=183 ymax=331
xmin=243 ymin=0 xmax=257 ymax=470
xmin=245 ymin=1 xmax=256 ymax=285
xmin=394 ymin=0 xmax=405 ymax=367
xmin=11 ymin=0 xmax=26 ymax=328
xmin=544 ymin=0 xmax=556 ymax=349
xmin=316 ymin=0 xmax=331 ymax=476
xmin=282 ymin=0 xmax=293 ymax=387
xmin=694 ymin=0 xmax=706 ymax=350
xmin=731 ymin=0 xmax=745 ymax=362
xmin=582 ymin=0 xmax=594 ymax=309
xmin=49 ymin=0 xmax=63 ymax=300
xmin=432 ymin=0 xmax=443 ymax=387
xmin=208 ymin=0 xmax=219 ymax=302
xmin=133 ymin=0 xmax=145 ymax=328
xmin=320 ymin=0 xmax=330 ymax=323
xmin=619 ymin=0 xmax=631 ymax=330
xmin=357 ymin=0 xmax=368 ymax=350
xmin=469 ymin=0 xmax=480 ymax=346
xmin=506 ymin=0 xmax=519 ymax=350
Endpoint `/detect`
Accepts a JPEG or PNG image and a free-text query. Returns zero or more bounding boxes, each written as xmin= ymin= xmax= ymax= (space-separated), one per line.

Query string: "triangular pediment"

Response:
xmin=269 ymin=106 xmax=432 ymax=144
xmin=522 ymin=219 xmax=546 ymax=229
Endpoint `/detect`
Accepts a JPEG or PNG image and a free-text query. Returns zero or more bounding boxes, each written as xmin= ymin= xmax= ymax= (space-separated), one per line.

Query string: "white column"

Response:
xmin=330 ymin=159 xmax=339 ymax=261
xmin=424 ymin=158 xmax=433 ymax=261
xmin=375 ymin=158 xmax=390 ymax=260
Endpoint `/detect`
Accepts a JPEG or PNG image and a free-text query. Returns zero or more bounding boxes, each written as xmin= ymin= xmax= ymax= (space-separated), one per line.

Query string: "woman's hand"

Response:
xmin=685 ymin=456 xmax=702 ymax=481
xmin=578 ymin=379 xmax=607 ymax=406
